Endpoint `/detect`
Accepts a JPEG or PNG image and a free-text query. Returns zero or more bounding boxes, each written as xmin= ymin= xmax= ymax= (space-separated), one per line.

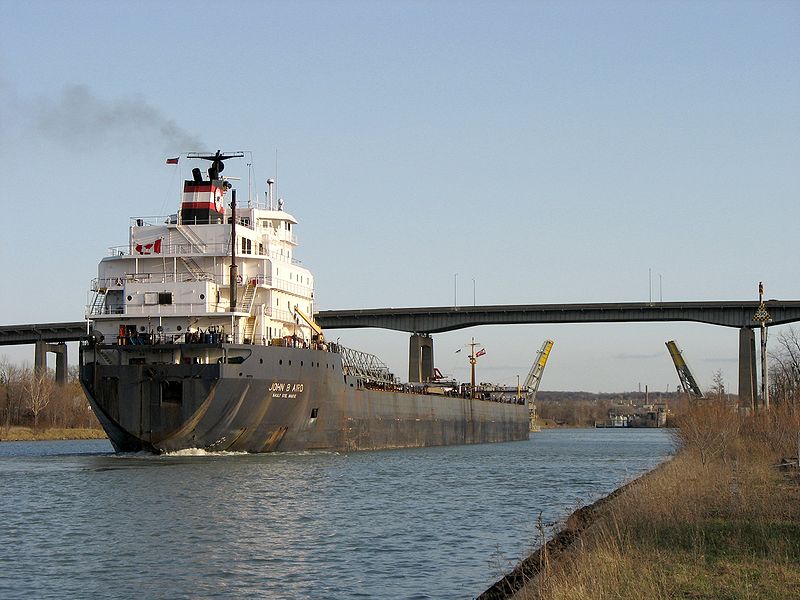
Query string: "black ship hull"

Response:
xmin=80 ymin=344 xmax=529 ymax=453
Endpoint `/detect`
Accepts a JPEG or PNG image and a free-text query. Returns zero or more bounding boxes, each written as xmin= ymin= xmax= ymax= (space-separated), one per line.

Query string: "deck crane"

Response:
xmin=665 ymin=340 xmax=704 ymax=399
xmin=524 ymin=340 xmax=554 ymax=431
xmin=294 ymin=305 xmax=325 ymax=344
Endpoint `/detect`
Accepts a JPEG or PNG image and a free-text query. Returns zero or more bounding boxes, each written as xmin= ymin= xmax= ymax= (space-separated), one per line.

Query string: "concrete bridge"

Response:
xmin=0 ymin=321 xmax=88 ymax=384
xmin=314 ymin=300 xmax=800 ymax=332
xmin=315 ymin=300 xmax=800 ymax=409
xmin=3 ymin=300 xmax=800 ymax=402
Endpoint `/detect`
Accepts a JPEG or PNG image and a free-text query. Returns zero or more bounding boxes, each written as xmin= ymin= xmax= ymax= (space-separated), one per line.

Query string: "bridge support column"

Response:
xmin=34 ymin=341 xmax=68 ymax=385
xmin=34 ymin=341 xmax=48 ymax=375
xmin=408 ymin=334 xmax=434 ymax=383
xmin=738 ymin=327 xmax=757 ymax=412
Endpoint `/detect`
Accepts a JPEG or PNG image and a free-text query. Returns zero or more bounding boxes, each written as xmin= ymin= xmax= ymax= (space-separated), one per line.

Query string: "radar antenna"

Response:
xmin=186 ymin=150 xmax=245 ymax=180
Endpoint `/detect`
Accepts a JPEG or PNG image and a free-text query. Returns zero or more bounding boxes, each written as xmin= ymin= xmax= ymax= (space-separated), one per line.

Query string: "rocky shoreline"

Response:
xmin=478 ymin=461 xmax=670 ymax=600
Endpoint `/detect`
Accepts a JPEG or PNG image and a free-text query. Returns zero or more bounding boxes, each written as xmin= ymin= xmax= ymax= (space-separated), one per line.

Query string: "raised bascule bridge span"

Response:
xmin=3 ymin=300 xmax=800 ymax=405
xmin=314 ymin=300 xmax=800 ymax=408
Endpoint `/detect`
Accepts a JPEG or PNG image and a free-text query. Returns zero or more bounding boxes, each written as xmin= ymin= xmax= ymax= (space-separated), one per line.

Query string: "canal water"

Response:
xmin=0 ymin=429 xmax=673 ymax=599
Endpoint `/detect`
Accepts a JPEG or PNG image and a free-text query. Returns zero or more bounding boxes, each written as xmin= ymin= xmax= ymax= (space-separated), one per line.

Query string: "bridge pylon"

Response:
xmin=408 ymin=333 xmax=434 ymax=383
xmin=34 ymin=341 xmax=68 ymax=385
xmin=738 ymin=327 xmax=758 ymax=412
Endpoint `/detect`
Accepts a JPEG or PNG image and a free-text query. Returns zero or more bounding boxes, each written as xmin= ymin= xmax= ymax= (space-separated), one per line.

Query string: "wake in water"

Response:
xmin=111 ymin=448 xmax=343 ymax=459
xmin=163 ymin=448 xmax=248 ymax=457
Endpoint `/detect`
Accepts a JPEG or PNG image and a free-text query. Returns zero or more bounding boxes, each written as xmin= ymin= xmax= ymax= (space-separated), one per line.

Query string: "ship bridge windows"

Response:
xmin=241 ymin=237 xmax=253 ymax=255
xmin=145 ymin=292 xmax=173 ymax=305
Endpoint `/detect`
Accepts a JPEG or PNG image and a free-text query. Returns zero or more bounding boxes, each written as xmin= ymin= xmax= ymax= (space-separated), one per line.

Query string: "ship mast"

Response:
xmin=229 ymin=190 xmax=238 ymax=311
xmin=468 ymin=337 xmax=483 ymax=398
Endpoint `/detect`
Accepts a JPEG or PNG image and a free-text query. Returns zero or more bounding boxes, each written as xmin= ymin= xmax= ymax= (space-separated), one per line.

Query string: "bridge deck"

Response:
xmin=315 ymin=300 xmax=800 ymax=333
xmin=2 ymin=301 xmax=800 ymax=347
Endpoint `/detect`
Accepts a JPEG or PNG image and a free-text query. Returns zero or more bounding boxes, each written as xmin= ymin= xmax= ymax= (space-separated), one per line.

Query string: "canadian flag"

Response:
xmin=135 ymin=239 xmax=163 ymax=254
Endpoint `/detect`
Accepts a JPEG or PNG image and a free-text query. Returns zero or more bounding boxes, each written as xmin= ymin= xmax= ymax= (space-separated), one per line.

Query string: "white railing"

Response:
xmin=105 ymin=241 xmax=301 ymax=265
xmin=92 ymin=273 xmax=311 ymax=297
xmin=87 ymin=301 xmax=310 ymax=322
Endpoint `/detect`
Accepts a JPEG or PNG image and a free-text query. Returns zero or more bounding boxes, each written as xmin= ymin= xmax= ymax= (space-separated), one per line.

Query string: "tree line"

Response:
xmin=0 ymin=359 xmax=99 ymax=433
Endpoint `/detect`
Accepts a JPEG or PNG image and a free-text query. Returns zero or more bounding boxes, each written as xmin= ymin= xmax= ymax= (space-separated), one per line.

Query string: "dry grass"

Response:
xmin=0 ymin=426 xmax=107 ymax=441
xmin=485 ymin=404 xmax=800 ymax=600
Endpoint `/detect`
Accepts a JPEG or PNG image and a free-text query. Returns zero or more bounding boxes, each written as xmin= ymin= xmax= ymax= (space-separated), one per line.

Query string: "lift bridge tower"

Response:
xmin=665 ymin=340 xmax=704 ymax=399
xmin=525 ymin=340 xmax=554 ymax=431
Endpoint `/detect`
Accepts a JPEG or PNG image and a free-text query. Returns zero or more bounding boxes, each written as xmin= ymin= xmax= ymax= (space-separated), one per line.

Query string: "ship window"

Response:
xmin=158 ymin=292 xmax=173 ymax=305
xmin=127 ymin=295 xmax=132 ymax=301
xmin=310 ymin=408 xmax=318 ymax=419
xmin=177 ymin=325 xmax=182 ymax=331
xmin=200 ymin=294 xmax=205 ymax=300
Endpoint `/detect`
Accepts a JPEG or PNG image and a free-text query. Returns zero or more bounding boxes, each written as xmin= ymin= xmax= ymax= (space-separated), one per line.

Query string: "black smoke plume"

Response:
xmin=33 ymin=84 xmax=203 ymax=151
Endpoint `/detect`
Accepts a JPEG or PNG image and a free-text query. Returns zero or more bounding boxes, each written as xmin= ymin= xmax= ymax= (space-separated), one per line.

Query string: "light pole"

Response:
xmin=754 ymin=282 xmax=772 ymax=410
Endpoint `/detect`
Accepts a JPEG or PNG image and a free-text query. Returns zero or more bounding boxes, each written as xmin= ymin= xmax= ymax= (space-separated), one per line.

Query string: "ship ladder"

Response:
xmin=89 ymin=289 xmax=107 ymax=316
xmin=180 ymin=257 xmax=210 ymax=281
xmin=243 ymin=317 xmax=257 ymax=344
xmin=241 ymin=282 xmax=257 ymax=314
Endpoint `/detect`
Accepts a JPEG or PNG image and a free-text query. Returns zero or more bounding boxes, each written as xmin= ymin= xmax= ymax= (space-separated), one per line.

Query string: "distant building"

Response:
xmin=596 ymin=403 xmax=668 ymax=428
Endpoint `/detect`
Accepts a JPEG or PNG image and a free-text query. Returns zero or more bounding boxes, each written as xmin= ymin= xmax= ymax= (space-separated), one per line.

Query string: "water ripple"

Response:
xmin=0 ymin=429 xmax=673 ymax=599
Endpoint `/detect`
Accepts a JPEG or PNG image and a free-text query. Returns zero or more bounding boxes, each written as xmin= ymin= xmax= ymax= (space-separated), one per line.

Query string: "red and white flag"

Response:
xmin=166 ymin=157 xmax=179 ymax=165
xmin=135 ymin=238 xmax=163 ymax=254
xmin=475 ymin=348 xmax=486 ymax=358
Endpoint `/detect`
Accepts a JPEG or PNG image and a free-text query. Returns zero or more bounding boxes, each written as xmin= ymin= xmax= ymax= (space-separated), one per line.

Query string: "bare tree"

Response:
xmin=675 ymin=399 xmax=740 ymax=466
xmin=770 ymin=327 xmax=800 ymax=406
xmin=708 ymin=369 xmax=726 ymax=401
xmin=24 ymin=367 xmax=55 ymax=431
xmin=0 ymin=358 xmax=22 ymax=437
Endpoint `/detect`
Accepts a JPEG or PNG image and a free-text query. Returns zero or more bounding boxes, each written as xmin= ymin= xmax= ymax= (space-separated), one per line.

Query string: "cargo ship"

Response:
xmin=79 ymin=152 xmax=529 ymax=453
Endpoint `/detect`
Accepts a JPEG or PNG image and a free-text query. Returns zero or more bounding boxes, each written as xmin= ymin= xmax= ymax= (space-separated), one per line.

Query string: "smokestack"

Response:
xmin=192 ymin=167 xmax=203 ymax=183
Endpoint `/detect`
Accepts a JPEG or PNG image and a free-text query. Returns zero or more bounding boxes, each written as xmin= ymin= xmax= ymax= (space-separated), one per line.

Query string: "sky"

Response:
xmin=0 ymin=0 xmax=797 ymax=393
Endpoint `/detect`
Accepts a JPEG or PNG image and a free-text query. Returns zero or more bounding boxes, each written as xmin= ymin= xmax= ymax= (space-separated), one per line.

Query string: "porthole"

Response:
xmin=200 ymin=293 xmax=205 ymax=300
xmin=127 ymin=295 xmax=132 ymax=301
xmin=177 ymin=325 xmax=182 ymax=331
xmin=259 ymin=358 xmax=263 ymax=364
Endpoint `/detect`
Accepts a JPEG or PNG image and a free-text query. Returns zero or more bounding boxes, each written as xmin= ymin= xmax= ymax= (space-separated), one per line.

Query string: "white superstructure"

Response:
xmin=87 ymin=152 xmax=314 ymax=347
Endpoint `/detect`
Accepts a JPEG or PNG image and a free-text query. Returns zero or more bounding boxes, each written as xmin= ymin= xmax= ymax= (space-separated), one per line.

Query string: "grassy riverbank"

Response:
xmin=0 ymin=426 xmax=107 ymax=441
xmin=483 ymin=402 xmax=800 ymax=600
